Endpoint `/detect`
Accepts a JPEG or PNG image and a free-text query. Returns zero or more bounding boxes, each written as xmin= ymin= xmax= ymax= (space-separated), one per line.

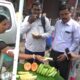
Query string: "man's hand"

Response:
xmin=32 ymin=34 xmax=42 ymax=39
xmin=57 ymin=54 xmax=66 ymax=61
xmin=1 ymin=47 xmax=10 ymax=53
xmin=1 ymin=47 xmax=14 ymax=58
xmin=36 ymin=55 xmax=44 ymax=62
xmin=70 ymin=53 xmax=80 ymax=60
xmin=28 ymin=14 xmax=37 ymax=24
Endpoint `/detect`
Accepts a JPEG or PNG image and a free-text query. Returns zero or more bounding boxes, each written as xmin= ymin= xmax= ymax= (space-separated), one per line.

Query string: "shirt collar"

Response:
xmin=66 ymin=18 xmax=73 ymax=26
xmin=61 ymin=18 xmax=72 ymax=26
xmin=36 ymin=14 xmax=42 ymax=20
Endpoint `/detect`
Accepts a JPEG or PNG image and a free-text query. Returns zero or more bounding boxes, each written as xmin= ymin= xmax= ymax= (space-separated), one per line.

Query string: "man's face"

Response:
xmin=31 ymin=5 xmax=42 ymax=18
xmin=59 ymin=9 xmax=71 ymax=23
xmin=0 ymin=19 xmax=9 ymax=33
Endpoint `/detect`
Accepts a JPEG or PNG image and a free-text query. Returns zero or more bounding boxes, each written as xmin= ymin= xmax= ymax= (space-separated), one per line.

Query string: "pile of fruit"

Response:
xmin=24 ymin=62 xmax=38 ymax=72
xmin=23 ymin=62 xmax=57 ymax=77
xmin=17 ymin=62 xmax=64 ymax=80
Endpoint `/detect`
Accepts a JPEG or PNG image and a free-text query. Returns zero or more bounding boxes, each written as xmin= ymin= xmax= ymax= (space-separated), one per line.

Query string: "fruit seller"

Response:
xmin=20 ymin=2 xmax=52 ymax=63
xmin=2 ymin=47 xmax=44 ymax=62
xmin=49 ymin=4 xmax=80 ymax=80
xmin=0 ymin=15 xmax=44 ymax=62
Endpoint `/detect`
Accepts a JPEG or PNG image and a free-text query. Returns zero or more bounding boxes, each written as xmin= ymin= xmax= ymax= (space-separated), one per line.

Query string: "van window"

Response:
xmin=0 ymin=6 xmax=11 ymax=29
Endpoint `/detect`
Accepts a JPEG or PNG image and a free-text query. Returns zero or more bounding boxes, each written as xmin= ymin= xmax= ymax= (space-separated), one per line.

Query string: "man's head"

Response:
xmin=31 ymin=2 xmax=42 ymax=18
xmin=59 ymin=4 xmax=72 ymax=23
xmin=0 ymin=15 xmax=9 ymax=33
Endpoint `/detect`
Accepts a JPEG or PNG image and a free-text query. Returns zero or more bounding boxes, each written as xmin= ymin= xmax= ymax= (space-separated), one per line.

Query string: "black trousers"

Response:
xmin=49 ymin=49 xmax=71 ymax=80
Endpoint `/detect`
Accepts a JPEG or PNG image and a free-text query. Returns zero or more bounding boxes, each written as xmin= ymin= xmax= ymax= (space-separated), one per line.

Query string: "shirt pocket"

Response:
xmin=64 ymin=30 xmax=72 ymax=40
xmin=65 ymin=31 xmax=72 ymax=34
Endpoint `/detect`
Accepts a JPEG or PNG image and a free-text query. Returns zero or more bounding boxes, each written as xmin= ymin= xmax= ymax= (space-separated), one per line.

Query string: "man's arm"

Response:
xmin=20 ymin=16 xmax=31 ymax=34
xmin=1 ymin=47 xmax=44 ymax=62
xmin=69 ymin=25 xmax=80 ymax=52
xmin=18 ymin=54 xmax=44 ymax=62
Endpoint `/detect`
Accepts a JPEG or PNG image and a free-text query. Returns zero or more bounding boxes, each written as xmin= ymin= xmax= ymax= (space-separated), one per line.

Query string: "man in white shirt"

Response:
xmin=21 ymin=2 xmax=52 ymax=63
xmin=49 ymin=4 xmax=80 ymax=80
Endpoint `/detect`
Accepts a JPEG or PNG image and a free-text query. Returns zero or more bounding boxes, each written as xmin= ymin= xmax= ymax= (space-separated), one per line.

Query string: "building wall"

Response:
xmin=8 ymin=0 xmax=60 ymax=19
xmin=43 ymin=0 xmax=60 ymax=19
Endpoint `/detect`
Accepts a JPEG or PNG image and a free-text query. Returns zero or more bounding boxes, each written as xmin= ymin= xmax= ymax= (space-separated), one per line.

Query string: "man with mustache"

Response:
xmin=49 ymin=4 xmax=80 ymax=80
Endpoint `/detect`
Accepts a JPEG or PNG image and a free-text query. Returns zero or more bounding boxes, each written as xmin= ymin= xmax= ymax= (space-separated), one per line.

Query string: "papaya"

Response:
xmin=31 ymin=62 xmax=38 ymax=72
xmin=24 ymin=62 xmax=31 ymax=71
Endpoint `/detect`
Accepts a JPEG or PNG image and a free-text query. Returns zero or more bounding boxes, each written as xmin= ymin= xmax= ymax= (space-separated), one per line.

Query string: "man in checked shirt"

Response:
xmin=49 ymin=4 xmax=80 ymax=80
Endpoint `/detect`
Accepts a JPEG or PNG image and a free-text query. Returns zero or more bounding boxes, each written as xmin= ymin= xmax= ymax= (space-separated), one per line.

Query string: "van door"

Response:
xmin=0 ymin=1 xmax=17 ymax=45
xmin=0 ymin=1 xmax=17 ymax=79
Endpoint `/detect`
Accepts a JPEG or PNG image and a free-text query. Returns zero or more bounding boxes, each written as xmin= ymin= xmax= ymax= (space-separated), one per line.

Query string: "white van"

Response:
xmin=0 ymin=1 xmax=17 ymax=45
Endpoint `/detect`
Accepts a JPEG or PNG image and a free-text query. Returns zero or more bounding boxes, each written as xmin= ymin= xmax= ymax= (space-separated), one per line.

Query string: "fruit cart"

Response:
xmin=17 ymin=62 xmax=64 ymax=80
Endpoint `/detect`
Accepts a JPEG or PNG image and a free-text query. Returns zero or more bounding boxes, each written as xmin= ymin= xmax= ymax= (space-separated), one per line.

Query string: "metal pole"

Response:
xmin=73 ymin=0 xmax=78 ymax=18
xmin=42 ymin=0 xmax=44 ymax=11
xmin=19 ymin=0 xmax=24 ymax=15
xmin=12 ymin=0 xmax=24 ymax=80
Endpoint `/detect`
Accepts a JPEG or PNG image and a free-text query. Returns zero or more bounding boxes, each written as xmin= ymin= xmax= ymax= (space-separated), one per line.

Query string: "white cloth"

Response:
xmin=52 ymin=18 xmax=80 ymax=53
xmin=20 ymin=16 xmax=53 ymax=52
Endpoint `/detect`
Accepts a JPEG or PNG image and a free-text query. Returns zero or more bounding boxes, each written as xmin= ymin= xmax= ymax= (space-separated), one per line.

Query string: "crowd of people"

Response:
xmin=1 ymin=1 xmax=80 ymax=80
